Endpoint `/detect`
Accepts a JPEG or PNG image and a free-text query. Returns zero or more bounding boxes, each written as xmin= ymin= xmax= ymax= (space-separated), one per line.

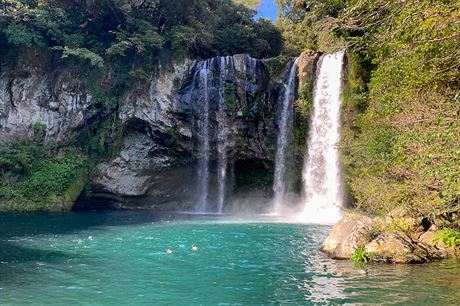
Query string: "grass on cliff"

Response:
xmin=0 ymin=142 xmax=88 ymax=211
xmin=434 ymin=229 xmax=460 ymax=249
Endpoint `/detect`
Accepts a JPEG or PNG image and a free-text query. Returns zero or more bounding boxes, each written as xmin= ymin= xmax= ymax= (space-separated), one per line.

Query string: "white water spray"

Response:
xmin=298 ymin=51 xmax=345 ymax=223
xmin=196 ymin=61 xmax=210 ymax=212
xmin=217 ymin=57 xmax=232 ymax=214
xmin=272 ymin=59 xmax=298 ymax=213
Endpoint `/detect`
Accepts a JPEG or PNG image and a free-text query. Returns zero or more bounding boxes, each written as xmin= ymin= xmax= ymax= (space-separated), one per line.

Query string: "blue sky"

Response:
xmin=255 ymin=0 xmax=278 ymax=22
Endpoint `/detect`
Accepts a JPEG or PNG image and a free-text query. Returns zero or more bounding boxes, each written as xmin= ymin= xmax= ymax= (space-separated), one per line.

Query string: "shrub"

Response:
xmin=351 ymin=246 xmax=371 ymax=262
xmin=0 ymin=142 xmax=88 ymax=211
xmin=434 ymin=229 xmax=460 ymax=249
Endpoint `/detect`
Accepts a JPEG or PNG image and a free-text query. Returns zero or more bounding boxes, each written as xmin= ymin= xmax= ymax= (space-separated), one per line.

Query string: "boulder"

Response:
xmin=321 ymin=211 xmax=373 ymax=259
xmin=322 ymin=212 xmax=452 ymax=263
xmin=297 ymin=50 xmax=321 ymax=84
xmin=418 ymin=225 xmax=454 ymax=255
xmin=364 ymin=233 xmax=447 ymax=263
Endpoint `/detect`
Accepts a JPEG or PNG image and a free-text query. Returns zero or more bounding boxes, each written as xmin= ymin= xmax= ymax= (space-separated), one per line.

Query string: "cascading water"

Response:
xmin=196 ymin=61 xmax=211 ymax=212
xmin=216 ymin=56 xmax=232 ymax=214
xmin=191 ymin=57 xmax=235 ymax=213
xmin=272 ymin=58 xmax=298 ymax=213
xmin=298 ymin=50 xmax=345 ymax=223
xmin=190 ymin=54 xmax=297 ymax=214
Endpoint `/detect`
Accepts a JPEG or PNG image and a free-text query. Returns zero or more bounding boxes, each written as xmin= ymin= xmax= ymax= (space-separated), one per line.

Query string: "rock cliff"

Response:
xmin=0 ymin=52 xmax=321 ymax=210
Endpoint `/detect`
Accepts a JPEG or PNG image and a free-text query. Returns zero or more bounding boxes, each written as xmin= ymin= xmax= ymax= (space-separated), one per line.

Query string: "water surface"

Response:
xmin=1 ymin=211 xmax=459 ymax=305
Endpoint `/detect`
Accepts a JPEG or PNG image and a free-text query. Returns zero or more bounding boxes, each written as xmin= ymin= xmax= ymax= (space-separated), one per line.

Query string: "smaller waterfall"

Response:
xmin=272 ymin=58 xmax=298 ymax=213
xmin=298 ymin=51 xmax=345 ymax=223
xmin=216 ymin=56 xmax=232 ymax=214
xmin=196 ymin=61 xmax=211 ymax=212
xmin=191 ymin=56 xmax=235 ymax=213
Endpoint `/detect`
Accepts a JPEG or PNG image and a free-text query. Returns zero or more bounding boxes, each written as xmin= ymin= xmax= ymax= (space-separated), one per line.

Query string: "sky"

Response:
xmin=255 ymin=0 xmax=278 ymax=22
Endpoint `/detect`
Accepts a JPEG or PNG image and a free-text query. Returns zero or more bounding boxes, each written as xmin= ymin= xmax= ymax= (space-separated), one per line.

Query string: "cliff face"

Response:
xmin=0 ymin=68 xmax=91 ymax=144
xmin=95 ymin=54 xmax=296 ymax=209
xmin=0 ymin=52 xmax=321 ymax=210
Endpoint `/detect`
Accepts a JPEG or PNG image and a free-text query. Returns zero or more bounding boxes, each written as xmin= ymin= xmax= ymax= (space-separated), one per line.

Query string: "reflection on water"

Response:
xmin=0 ymin=211 xmax=459 ymax=305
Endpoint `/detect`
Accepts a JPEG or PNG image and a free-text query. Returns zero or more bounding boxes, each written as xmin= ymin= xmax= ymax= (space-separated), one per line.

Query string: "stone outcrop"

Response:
xmin=297 ymin=50 xmax=321 ymax=84
xmin=322 ymin=210 xmax=452 ymax=263
xmin=365 ymin=233 xmax=446 ymax=263
xmin=0 ymin=68 xmax=91 ymax=144
xmin=0 ymin=52 xmax=322 ymax=210
xmin=321 ymin=211 xmax=373 ymax=259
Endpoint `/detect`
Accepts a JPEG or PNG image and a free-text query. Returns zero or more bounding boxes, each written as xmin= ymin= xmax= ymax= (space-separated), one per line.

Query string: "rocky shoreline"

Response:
xmin=321 ymin=209 xmax=455 ymax=264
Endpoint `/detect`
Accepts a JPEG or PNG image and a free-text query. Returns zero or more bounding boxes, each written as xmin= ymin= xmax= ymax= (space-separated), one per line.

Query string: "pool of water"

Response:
xmin=1 ymin=211 xmax=459 ymax=305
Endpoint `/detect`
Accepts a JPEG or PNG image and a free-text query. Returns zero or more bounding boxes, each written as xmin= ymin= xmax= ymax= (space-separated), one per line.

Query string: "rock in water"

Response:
xmin=321 ymin=212 xmax=373 ymax=259
xmin=365 ymin=233 xmax=446 ymax=263
xmin=322 ymin=211 xmax=451 ymax=263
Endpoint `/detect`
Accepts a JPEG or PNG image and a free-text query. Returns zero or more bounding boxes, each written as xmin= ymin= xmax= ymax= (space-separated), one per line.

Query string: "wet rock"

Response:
xmin=419 ymin=225 xmax=440 ymax=246
xmin=365 ymin=233 xmax=447 ymax=263
xmin=0 ymin=53 xmax=312 ymax=209
xmin=322 ymin=211 xmax=452 ymax=264
xmin=0 ymin=68 xmax=90 ymax=144
xmin=95 ymin=131 xmax=156 ymax=196
xmin=297 ymin=50 xmax=321 ymax=84
xmin=418 ymin=225 xmax=455 ymax=256
xmin=321 ymin=211 xmax=373 ymax=259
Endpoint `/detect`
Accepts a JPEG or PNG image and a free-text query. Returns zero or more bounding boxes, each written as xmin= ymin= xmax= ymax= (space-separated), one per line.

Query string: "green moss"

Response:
xmin=264 ymin=56 xmax=290 ymax=82
xmin=172 ymin=77 xmax=182 ymax=92
xmin=351 ymin=246 xmax=371 ymax=262
xmin=33 ymin=122 xmax=47 ymax=143
xmin=62 ymin=172 xmax=87 ymax=209
xmin=342 ymin=51 xmax=372 ymax=114
xmin=0 ymin=143 xmax=89 ymax=212
xmin=235 ymin=137 xmax=246 ymax=148
xmin=164 ymin=127 xmax=180 ymax=149
xmin=434 ymin=229 xmax=460 ymax=248
xmin=225 ymin=83 xmax=237 ymax=110
xmin=294 ymin=80 xmax=314 ymax=156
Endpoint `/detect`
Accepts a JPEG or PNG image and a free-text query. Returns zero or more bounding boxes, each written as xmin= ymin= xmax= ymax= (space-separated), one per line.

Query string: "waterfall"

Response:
xmin=216 ymin=57 xmax=232 ymax=214
xmin=272 ymin=58 xmax=298 ymax=213
xmin=196 ymin=61 xmax=211 ymax=212
xmin=191 ymin=57 xmax=235 ymax=213
xmin=298 ymin=50 xmax=345 ymax=223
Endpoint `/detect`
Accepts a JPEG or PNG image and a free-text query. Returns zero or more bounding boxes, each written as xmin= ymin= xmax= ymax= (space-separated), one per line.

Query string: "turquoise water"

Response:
xmin=1 ymin=211 xmax=460 ymax=305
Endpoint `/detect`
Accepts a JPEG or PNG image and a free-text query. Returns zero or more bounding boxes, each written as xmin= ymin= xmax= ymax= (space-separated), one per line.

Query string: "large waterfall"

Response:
xmin=272 ymin=59 xmax=298 ymax=213
xmin=298 ymin=51 xmax=345 ymax=223
xmin=196 ymin=61 xmax=211 ymax=212
xmin=216 ymin=57 xmax=233 ymax=214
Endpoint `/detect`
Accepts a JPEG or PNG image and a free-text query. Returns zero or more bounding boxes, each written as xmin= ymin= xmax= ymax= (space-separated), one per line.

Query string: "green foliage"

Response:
xmin=32 ymin=122 xmax=47 ymax=143
xmin=20 ymin=152 xmax=84 ymax=198
xmin=434 ymin=229 xmax=460 ymax=248
xmin=264 ymin=56 xmax=290 ymax=82
xmin=279 ymin=0 xmax=460 ymax=221
xmin=0 ymin=0 xmax=282 ymax=71
xmin=4 ymin=22 xmax=44 ymax=47
xmin=224 ymin=83 xmax=237 ymax=110
xmin=275 ymin=0 xmax=346 ymax=53
xmin=60 ymin=47 xmax=104 ymax=68
xmin=0 ymin=142 xmax=88 ymax=211
xmin=294 ymin=81 xmax=313 ymax=154
xmin=242 ymin=104 xmax=253 ymax=118
xmin=351 ymin=246 xmax=371 ymax=263
xmin=234 ymin=0 xmax=261 ymax=9
xmin=0 ymin=141 xmax=46 ymax=175
xmin=164 ymin=127 xmax=179 ymax=149
xmin=106 ymin=20 xmax=164 ymax=57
